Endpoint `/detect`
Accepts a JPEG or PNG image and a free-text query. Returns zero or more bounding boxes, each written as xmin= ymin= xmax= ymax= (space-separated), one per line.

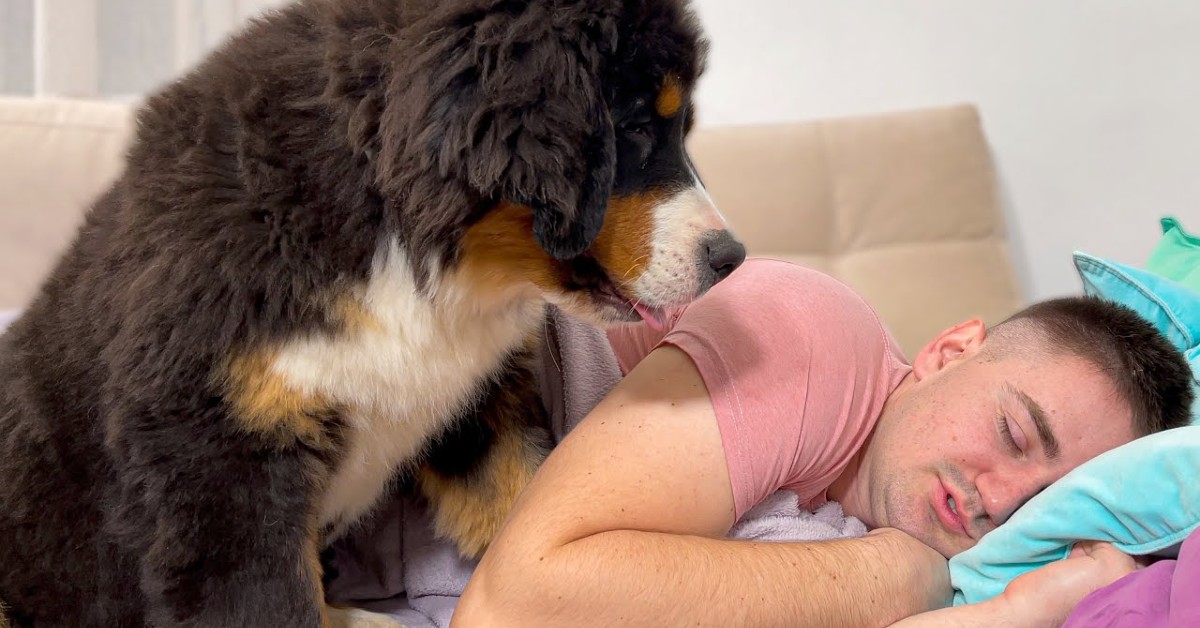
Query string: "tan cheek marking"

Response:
xmin=222 ymin=350 xmax=333 ymax=448
xmin=590 ymin=193 xmax=659 ymax=288
xmin=656 ymin=74 xmax=684 ymax=118
xmin=457 ymin=202 xmax=562 ymax=301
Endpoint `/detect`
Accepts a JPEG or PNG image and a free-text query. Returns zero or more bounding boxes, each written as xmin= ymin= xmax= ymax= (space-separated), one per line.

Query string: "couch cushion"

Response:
xmin=688 ymin=104 xmax=1024 ymax=357
xmin=0 ymin=96 xmax=136 ymax=309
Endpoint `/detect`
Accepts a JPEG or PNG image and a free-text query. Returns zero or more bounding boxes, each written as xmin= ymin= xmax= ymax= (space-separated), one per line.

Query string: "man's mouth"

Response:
xmin=936 ymin=481 xmax=971 ymax=539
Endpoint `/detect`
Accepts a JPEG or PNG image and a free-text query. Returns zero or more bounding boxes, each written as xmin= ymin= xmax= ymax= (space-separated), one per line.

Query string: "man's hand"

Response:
xmin=998 ymin=540 xmax=1142 ymax=626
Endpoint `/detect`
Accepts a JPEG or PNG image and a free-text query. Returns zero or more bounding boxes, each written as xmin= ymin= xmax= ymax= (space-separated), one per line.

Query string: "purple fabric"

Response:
xmin=1062 ymin=525 xmax=1200 ymax=628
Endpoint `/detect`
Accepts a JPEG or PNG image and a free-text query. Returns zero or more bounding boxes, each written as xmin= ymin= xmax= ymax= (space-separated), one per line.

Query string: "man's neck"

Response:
xmin=826 ymin=370 xmax=918 ymax=526
xmin=826 ymin=446 xmax=868 ymax=522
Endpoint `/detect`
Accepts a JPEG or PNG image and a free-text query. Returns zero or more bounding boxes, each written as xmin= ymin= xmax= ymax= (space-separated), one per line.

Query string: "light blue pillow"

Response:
xmin=948 ymin=252 xmax=1200 ymax=606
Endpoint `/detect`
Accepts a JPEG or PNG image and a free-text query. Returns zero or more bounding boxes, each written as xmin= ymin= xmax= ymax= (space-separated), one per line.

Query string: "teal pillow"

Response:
xmin=948 ymin=252 xmax=1200 ymax=606
xmin=1147 ymin=216 xmax=1200 ymax=294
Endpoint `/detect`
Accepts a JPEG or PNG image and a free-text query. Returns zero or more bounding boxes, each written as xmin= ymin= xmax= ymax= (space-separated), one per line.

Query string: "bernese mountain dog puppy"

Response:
xmin=0 ymin=0 xmax=743 ymax=625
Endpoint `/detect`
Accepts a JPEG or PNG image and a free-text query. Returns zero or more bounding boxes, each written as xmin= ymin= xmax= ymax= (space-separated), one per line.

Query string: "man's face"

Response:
xmin=839 ymin=320 xmax=1137 ymax=558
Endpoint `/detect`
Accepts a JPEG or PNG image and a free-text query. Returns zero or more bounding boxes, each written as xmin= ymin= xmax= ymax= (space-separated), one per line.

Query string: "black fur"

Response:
xmin=0 ymin=0 xmax=709 ymax=626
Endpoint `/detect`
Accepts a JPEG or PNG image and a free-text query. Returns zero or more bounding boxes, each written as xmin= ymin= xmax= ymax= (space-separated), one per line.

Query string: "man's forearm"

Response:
xmin=455 ymin=528 xmax=948 ymax=628
xmin=886 ymin=598 xmax=1014 ymax=628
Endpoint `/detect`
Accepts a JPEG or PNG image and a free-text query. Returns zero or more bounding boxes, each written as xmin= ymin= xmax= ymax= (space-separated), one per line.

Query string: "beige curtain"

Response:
xmin=1 ymin=0 xmax=289 ymax=99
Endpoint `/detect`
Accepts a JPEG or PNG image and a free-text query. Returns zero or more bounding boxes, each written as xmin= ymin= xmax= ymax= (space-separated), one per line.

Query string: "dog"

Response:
xmin=0 ymin=0 xmax=744 ymax=625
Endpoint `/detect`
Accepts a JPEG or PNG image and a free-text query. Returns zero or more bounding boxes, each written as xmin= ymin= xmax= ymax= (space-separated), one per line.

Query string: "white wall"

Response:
xmin=688 ymin=0 xmax=1200 ymax=302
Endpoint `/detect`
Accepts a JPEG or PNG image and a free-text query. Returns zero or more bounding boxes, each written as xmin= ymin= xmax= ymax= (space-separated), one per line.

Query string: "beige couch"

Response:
xmin=0 ymin=96 xmax=1024 ymax=357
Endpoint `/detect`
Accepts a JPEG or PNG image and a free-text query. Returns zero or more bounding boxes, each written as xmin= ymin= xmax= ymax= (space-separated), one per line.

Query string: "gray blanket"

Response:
xmin=323 ymin=307 xmax=867 ymax=627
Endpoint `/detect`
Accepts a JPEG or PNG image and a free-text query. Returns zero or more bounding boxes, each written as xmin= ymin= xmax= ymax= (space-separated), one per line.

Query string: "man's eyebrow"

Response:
xmin=1005 ymin=383 xmax=1061 ymax=460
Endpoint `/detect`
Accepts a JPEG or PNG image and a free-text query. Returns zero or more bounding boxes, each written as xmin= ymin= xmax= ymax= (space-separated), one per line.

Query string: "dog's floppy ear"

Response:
xmin=381 ymin=0 xmax=621 ymax=260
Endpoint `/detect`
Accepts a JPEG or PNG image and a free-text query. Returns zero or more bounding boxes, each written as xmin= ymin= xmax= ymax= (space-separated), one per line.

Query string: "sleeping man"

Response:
xmin=446 ymin=257 xmax=1194 ymax=627
xmin=320 ymin=256 xmax=1194 ymax=627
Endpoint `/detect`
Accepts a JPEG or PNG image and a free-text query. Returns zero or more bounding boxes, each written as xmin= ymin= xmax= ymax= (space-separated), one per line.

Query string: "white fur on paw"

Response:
xmin=327 ymin=605 xmax=407 ymax=628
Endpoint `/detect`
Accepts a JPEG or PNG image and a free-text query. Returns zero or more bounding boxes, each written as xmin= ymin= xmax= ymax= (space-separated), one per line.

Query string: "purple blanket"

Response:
xmin=1062 ymin=525 xmax=1200 ymax=628
xmin=322 ymin=307 xmax=867 ymax=627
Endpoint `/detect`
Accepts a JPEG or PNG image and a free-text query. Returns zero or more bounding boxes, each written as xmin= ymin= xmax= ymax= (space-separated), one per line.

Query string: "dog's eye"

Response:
xmin=618 ymin=111 xmax=653 ymax=132
xmin=616 ymin=94 xmax=653 ymax=129
xmin=616 ymin=96 xmax=657 ymax=167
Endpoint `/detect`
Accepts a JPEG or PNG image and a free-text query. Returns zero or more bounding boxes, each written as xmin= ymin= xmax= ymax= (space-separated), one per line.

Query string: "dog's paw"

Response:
xmin=327 ymin=605 xmax=406 ymax=628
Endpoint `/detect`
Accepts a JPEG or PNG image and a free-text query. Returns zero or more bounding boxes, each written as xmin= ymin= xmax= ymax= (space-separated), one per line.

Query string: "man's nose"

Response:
xmin=975 ymin=472 xmax=1048 ymax=527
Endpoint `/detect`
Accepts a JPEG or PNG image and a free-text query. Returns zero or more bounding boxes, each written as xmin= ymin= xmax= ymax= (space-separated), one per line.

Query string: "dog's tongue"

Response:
xmin=634 ymin=302 xmax=667 ymax=332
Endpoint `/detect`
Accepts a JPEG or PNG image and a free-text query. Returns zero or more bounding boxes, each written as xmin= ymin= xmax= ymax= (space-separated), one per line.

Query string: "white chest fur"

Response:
xmin=270 ymin=242 xmax=544 ymax=538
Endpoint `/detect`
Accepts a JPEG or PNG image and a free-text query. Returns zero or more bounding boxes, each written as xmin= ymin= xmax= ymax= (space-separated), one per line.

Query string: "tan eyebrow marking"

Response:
xmin=656 ymin=74 xmax=683 ymax=118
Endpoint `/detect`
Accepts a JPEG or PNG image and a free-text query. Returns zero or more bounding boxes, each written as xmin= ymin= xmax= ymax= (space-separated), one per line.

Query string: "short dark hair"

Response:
xmin=985 ymin=296 xmax=1194 ymax=436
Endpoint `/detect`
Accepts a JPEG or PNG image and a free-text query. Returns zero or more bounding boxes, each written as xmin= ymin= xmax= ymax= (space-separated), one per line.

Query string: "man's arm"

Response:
xmin=453 ymin=345 xmax=950 ymax=628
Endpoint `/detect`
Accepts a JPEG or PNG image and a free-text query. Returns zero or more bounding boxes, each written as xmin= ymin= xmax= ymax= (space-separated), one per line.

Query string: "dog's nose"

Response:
xmin=697 ymin=230 xmax=747 ymax=294
xmin=707 ymin=233 xmax=746 ymax=282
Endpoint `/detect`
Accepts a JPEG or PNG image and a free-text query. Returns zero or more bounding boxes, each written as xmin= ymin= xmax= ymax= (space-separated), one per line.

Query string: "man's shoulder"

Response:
xmin=711 ymin=257 xmax=885 ymax=330
xmin=703 ymin=257 xmax=910 ymax=371
xmin=722 ymin=257 xmax=866 ymax=296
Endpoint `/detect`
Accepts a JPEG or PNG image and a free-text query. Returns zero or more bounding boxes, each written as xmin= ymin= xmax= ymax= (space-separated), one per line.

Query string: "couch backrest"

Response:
xmin=688 ymin=104 xmax=1024 ymax=356
xmin=0 ymin=96 xmax=135 ymax=312
xmin=0 ymin=97 xmax=1023 ymax=356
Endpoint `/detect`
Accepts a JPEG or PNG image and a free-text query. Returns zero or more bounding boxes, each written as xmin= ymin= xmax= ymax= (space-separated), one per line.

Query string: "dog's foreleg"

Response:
xmin=418 ymin=359 xmax=552 ymax=559
xmin=120 ymin=424 xmax=336 ymax=628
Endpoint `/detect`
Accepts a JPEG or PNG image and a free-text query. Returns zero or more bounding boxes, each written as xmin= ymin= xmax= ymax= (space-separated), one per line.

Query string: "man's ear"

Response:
xmin=911 ymin=318 xmax=987 ymax=381
xmin=378 ymin=0 xmax=621 ymax=260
